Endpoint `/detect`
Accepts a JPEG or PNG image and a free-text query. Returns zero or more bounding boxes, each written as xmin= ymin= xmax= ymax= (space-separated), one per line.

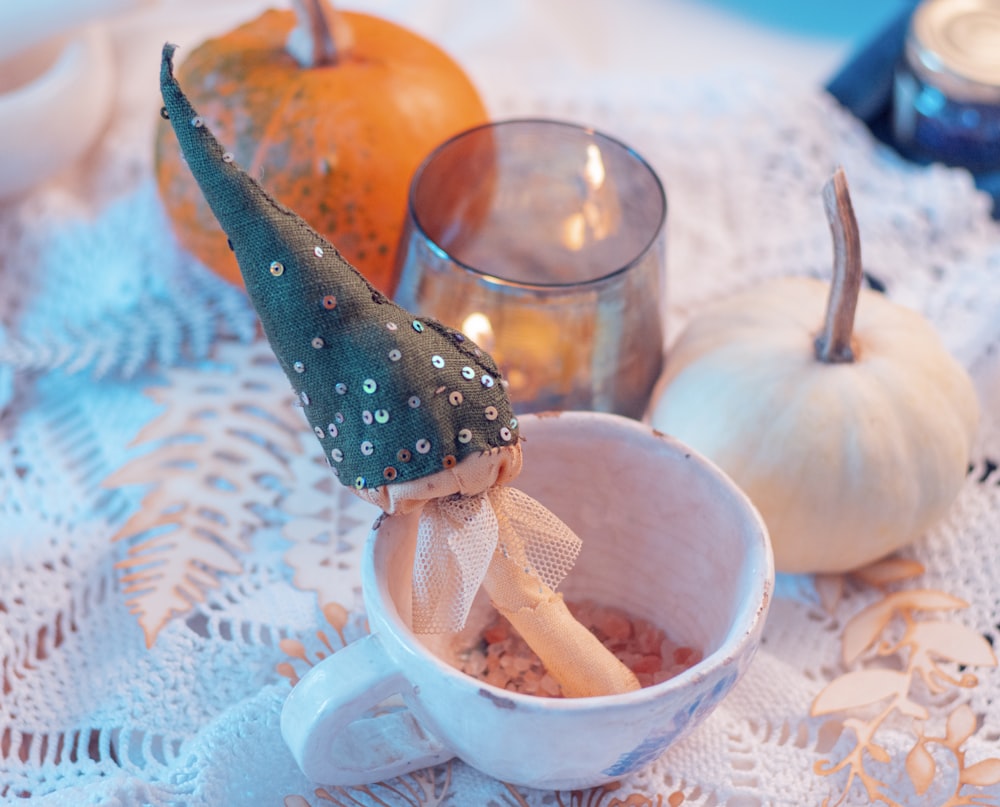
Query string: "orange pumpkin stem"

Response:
xmin=287 ymin=0 xmax=338 ymax=67
xmin=815 ymin=167 xmax=862 ymax=364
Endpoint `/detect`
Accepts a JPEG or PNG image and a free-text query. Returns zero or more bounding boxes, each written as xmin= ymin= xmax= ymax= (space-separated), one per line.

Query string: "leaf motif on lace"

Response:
xmin=277 ymin=602 xmax=353 ymax=687
xmin=550 ymin=781 xmax=685 ymax=806
xmin=106 ymin=340 xmax=308 ymax=646
xmin=0 ymin=182 xmax=257 ymax=384
xmin=284 ymin=762 xmax=453 ymax=806
xmin=811 ymin=559 xmax=1000 ymax=806
xmin=279 ymin=449 xmax=379 ymax=610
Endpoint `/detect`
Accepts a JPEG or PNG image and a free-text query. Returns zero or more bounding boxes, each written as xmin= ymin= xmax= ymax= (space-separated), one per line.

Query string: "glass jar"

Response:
xmin=892 ymin=0 xmax=1000 ymax=172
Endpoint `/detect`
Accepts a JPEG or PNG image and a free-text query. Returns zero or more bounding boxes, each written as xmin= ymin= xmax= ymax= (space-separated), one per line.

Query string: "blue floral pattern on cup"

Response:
xmin=602 ymin=668 xmax=741 ymax=778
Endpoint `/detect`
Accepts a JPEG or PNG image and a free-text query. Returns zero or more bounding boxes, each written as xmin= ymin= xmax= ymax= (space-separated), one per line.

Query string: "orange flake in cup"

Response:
xmin=459 ymin=599 xmax=703 ymax=696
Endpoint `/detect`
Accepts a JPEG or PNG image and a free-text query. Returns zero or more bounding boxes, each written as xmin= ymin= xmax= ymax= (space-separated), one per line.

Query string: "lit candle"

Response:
xmin=393 ymin=119 xmax=667 ymax=417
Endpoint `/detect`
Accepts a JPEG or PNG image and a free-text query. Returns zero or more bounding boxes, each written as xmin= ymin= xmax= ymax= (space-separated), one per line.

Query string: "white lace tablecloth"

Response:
xmin=3 ymin=2 xmax=1000 ymax=805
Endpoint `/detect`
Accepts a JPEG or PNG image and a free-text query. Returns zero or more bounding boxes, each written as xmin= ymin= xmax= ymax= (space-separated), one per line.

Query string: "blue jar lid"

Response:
xmin=906 ymin=0 xmax=1000 ymax=103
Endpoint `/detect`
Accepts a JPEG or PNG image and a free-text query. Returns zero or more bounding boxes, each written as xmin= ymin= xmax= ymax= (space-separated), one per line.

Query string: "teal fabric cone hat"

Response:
xmin=159 ymin=43 xmax=518 ymax=490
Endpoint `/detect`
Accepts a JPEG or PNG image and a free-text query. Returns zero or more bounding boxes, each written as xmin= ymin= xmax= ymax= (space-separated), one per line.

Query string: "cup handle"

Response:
xmin=280 ymin=632 xmax=453 ymax=785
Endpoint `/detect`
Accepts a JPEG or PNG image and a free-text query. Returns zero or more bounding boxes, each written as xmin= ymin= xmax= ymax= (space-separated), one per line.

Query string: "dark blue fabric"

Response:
xmin=824 ymin=2 xmax=1000 ymax=219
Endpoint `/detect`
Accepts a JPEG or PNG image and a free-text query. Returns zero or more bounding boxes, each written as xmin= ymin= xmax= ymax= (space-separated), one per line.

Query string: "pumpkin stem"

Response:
xmin=814 ymin=167 xmax=862 ymax=364
xmin=287 ymin=0 xmax=338 ymax=67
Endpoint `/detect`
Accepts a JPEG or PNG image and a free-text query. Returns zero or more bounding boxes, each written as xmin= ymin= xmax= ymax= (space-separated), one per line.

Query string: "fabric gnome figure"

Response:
xmin=160 ymin=43 xmax=639 ymax=697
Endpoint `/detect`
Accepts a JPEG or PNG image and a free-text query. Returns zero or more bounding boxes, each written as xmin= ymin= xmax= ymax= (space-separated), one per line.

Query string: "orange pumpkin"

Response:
xmin=153 ymin=0 xmax=488 ymax=293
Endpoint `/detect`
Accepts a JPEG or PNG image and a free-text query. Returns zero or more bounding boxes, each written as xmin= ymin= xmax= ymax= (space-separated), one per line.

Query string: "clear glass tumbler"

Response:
xmin=392 ymin=119 xmax=667 ymax=418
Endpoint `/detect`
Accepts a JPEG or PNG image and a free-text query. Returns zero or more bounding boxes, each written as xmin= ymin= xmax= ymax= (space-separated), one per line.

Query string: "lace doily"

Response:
xmin=3 ymin=15 xmax=1000 ymax=807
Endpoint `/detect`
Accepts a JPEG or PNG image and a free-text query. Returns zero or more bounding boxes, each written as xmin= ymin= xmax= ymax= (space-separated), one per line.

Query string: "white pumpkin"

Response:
xmin=650 ymin=169 xmax=980 ymax=574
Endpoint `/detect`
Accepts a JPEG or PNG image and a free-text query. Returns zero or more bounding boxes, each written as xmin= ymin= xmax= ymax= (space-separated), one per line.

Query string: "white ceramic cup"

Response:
xmin=281 ymin=411 xmax=773 ymax=790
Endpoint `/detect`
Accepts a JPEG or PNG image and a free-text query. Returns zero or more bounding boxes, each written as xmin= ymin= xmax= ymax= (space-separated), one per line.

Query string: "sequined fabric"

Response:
xmin=159 ymin=45 xmax=518 ymax=491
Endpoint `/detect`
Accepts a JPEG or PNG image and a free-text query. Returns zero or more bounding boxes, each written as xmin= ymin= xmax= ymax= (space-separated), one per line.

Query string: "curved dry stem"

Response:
xmin=815 ymin=167 xmax=863 ymax=364
xmin=288 ymin=0 xmax=338 ymax=67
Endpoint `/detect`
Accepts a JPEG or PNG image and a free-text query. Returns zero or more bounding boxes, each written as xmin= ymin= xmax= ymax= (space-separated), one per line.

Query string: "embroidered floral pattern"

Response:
xmin=812 ymin=560 xmax=1000 ymax=806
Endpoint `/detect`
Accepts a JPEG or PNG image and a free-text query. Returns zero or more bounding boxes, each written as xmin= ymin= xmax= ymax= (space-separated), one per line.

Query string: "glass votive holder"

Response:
xmin=892 ymin=0 xmax=1000 ymax=171
xmin=392 ymin=119 xmax=667 ymax=418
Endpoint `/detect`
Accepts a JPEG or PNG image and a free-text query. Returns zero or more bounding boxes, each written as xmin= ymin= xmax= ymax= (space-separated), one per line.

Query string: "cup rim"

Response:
xmin=405 ymin=118 xmax=668 ymax=292
xmin=365 ymin=411 xmax=773 ymax=711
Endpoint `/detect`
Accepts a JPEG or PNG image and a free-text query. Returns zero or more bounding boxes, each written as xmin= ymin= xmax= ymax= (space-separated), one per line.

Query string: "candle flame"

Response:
xmin=562 ymin=212 xmax=586 ymax=252
xmin=462 ymin=312 xmax=495 ymax=349
xmin=584 ymin=143 xmax=605 ymax=190
xmin=561 ymin=144 xmax=610 ymax=251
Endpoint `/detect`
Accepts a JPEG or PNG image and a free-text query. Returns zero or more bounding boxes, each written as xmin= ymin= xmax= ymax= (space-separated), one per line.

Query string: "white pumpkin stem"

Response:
xmin=814 ymin=168 xmax=862 ymax=364
xmin=287 ymin=0 xmax=338 ymax=68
